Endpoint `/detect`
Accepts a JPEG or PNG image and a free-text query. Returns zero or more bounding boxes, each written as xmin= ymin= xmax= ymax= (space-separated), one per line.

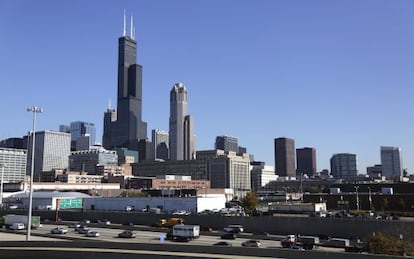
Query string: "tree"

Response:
xmin=366 ymin=232 xmax=413 ymax=256
xmin=242 ymin=192 xmax=258 ymax=215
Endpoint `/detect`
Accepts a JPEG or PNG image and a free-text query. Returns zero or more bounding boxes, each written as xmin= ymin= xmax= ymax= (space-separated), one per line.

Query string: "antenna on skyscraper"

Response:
xmin=123 ymin=9 xmax=126 ymax=36
xmin=108 ymin=98 xmax=112 ymax=110
xmin=130 ymin=14 xmax=134 ymax=39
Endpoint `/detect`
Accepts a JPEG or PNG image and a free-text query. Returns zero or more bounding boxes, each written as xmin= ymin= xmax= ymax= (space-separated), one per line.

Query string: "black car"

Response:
xmin=118 ymin=230 xmax=136 ymax=238
xmin=221 ymin=233 xmax=236 ymax=240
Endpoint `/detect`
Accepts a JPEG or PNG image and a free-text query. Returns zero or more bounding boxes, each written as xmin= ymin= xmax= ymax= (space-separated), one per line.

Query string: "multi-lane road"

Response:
xmin=0 ymin=223 xmax=386 ymax=259
xmin=32 ymin=223 xmax=283 ymax=248
xmin=22 ymin=222 xmax=341 ymax=252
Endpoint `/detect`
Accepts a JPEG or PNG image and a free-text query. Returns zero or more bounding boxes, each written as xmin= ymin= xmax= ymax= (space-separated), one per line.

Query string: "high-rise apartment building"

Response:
xmin=198 ymin=150 xmax=251 ymax=197
xmin=215 ymin=136 xmax=238 ymax=153
xmin=152 ymin=129 xmax=169 ymax=160
xmin=26 ymin=131 xmax=71 ymax=175
xmin=274 ymin=137 xmax=296 ymax=177
xmin=380 ymin=146 xmax=403 ymax=179
xmin=250 ymin=161 xmax=277 ymax=192
xmin=169 ymin=83 xmax=195 ymax=160
xmin=296 ymin=147 xmax=317 ymax=176
xmin=103 ymin=14 xmax=147 ymax=151
xmin=0 ymin=148 xmax=27 ymax=182
xmin=330 ymin=153 xmax=357 ymax=180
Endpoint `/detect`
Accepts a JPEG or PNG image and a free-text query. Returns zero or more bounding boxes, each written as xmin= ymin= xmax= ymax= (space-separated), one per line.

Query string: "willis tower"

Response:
xmin=103 ymin=13 xmax=147 ymax=151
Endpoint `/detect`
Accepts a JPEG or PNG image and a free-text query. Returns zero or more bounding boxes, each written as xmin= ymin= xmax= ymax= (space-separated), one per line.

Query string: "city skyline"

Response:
xmin=1 ymin=1 xmax=414 ymax=173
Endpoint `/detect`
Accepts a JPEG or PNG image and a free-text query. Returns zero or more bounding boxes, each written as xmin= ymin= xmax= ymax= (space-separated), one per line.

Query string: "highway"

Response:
xmin=32 ymin=223 xmax=283 ymax=248
xmin=0 ymin=224 xmax=382 ymax=259
xmin=22 ymin=222 xmax=342 ymax=253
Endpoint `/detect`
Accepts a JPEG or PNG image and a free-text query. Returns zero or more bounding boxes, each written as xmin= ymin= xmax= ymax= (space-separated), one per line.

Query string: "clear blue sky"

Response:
xmin=1 ymin=0 xmax=414 ymax=174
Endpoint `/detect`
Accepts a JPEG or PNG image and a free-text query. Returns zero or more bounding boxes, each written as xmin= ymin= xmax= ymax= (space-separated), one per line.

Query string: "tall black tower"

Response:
xmin=103 ymin=13 xmax=147 ymax=151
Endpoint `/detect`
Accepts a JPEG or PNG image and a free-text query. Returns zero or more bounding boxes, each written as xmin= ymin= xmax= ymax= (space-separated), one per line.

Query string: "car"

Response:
xmin=69 ymin=223 xmax=81 ymax=229
xmin=85 ymin=231 xmax=100 ymax=237
xmin=213 ymin=241 xmax=232 ymax=247
xmin=82 ymin=219 xmax=91 ymax=224
xmin=118 ymin=230 xmax=136 ymax=238
xmin=125 ymin=206 xmax=135 ymax=211
xmin=291 ymin=244 xmax=305 ymax=251
xmin=221 ymin=233 xmax=236 ymax=240
xmin=8 ymin=205 xmax=18 ymax=209
xmin=75 ymin=226 xmax=89 ymax=234
xmin=241 ymin=240 xmax=261 ymax=248
xmin=223 ymin=225 xmax=244 ymax=233
xmin=51 ymin=227 xmax=68 ymax=234
xmin=97 ymin=219 xmax=111 ymax=225
xmin=172 ymin=210 xmax=190 ymax=216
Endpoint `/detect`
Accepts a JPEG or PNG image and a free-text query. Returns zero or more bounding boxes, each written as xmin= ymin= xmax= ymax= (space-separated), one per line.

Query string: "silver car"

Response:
xmin=51 ymin=227 xmax=68 ymax=234
xmin=85 ymin=230 xmax=100 ymax=237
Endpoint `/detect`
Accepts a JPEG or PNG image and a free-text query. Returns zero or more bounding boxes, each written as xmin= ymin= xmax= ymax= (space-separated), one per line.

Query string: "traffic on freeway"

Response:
xmin=16 ymin=221 xmax=344 ymax=253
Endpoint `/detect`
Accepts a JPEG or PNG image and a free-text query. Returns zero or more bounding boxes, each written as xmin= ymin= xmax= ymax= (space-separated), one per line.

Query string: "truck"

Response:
xmin=281 ymin=234 xmax=297 ymax=248
xmin=167 ymin=225 xmax=200 ymax=241
xmin=281 ymin=234 xmax=318 ymax=250
xmin=155 ymin=217 xmax=184 ymax=227
xmin=3 ymin=214 xmax=41 ymax=229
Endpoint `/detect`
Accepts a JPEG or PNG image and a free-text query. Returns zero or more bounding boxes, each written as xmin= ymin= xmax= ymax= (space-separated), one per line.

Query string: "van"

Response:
xmin=223 ymin=224 xmax=244 ymax=233
xmin=9 ymin=223 xmax=25 ymax=230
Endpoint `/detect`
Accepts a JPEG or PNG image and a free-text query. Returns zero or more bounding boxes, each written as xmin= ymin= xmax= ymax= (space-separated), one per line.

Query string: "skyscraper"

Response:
xmin=70 ymin=121 xmax=96 ymax=147
xmin=296 ymin=147 xmax=317 ymax=176
xmin=215 ymin=136 xmax=239 ymax=153
xmin=152 ymin=129 xmax=169 ymax=160
xmin=169 ymin=83 xmax=195 ymax=160
xmin=26 ymin=131 xmax=71 ymax=175
xmin=103 ymin=13 xmax=147 ymax=151
xmin=0 ymin=148 xmax=27 ymax=182
xmin=380 ymin=146 xmax=403 ymax=179
xmin=274 ymin=137 xmax=296 ymax=177
xmin=330 ymin=153 xmax=357 ymax=180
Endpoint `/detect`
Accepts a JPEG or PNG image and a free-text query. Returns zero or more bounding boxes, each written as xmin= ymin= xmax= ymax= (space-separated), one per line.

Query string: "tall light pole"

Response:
xmin=0 ymin=163 xmax=6 ymax=207
xmin=368 ymin=187 xmax=372 ymax=211
xmin=354 ymin=185 xmax=360 ymax=211
xmin=26 ymin=106 xmax=42 ymax=241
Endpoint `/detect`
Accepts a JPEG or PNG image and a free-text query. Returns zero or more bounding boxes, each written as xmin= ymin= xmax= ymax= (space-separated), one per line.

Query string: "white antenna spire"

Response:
xmin=108 ymin=98 xmax=112 ymax=110
xmin=123 ymin=10 xmax=126 ymax=36
xmin=130 ymin=14 xmax=134 ymax=39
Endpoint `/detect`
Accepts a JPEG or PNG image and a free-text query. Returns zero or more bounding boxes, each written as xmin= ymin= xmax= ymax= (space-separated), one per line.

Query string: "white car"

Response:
xmin=51 ymin=227 xmax=68 ymax=234
xmin=85 ymin=230 xmax=100 ymax=237
xmin=172 ymin=210 xmax=190 ymax=215
xmin=97 ymin=219 xmax=111 ymax=225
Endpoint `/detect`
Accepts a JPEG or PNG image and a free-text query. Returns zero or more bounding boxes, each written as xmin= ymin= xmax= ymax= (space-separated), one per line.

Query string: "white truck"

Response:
xmin=281 ymin=234 xmax=319 ymax=250
xmin=167 ymin=225 xmax=200 ymax=241
xmin=3 ymin=214 xmax=41 ymax=229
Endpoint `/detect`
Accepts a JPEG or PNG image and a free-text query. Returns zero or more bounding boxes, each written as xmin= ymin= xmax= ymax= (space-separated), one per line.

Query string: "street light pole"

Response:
xmin=368 ymin=187 xmax=372 ymax=211
xmin=354 ymin=185 xmax=360 ymax=211
xmin=26 ymin=106 xmax=42 ymax=241
xmin=0 ymin=163 xmax=5 ymax=207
